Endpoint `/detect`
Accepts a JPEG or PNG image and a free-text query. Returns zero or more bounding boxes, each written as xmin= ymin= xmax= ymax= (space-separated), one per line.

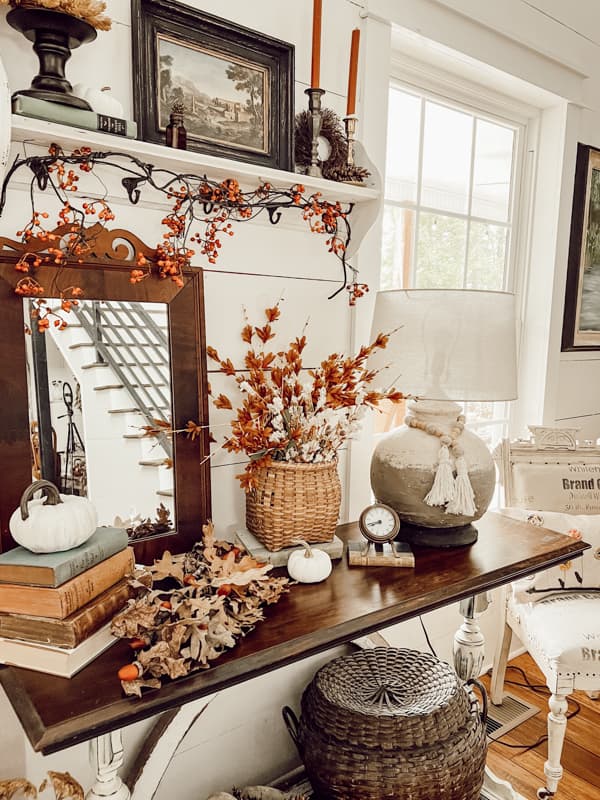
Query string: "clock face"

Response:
xmin=359 ymin=503 xmax=400 ymax=543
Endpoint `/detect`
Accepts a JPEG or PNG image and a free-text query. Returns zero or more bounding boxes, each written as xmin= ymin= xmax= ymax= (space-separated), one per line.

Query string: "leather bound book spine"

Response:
xmin=0 ymin=579 xmax=131 ymax=648
xmin=0 ymin=548 xmax=134 ymax=619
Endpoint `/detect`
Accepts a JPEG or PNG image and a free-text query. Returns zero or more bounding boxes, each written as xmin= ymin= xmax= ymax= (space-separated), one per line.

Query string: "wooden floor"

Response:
xmin=482 ymin=653 xmax=600 ymax=800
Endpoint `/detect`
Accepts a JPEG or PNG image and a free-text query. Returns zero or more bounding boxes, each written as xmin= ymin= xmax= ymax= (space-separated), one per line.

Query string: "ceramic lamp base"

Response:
xmin=400 ymin=522 xmax=478 ymax=548
xmin=370 ymin=398 xmax=495 ymax=547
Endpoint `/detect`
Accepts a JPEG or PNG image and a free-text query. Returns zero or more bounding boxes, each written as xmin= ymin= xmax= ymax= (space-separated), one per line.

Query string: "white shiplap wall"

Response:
xmin=2 ymin=0 xmax=597 ymax=794
xmin=0 ymin=0 xmax=391 ymax=793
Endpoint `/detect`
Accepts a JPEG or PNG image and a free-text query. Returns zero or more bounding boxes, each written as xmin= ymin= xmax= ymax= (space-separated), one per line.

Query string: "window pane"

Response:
xmin=472 ymin=120 xmax=514 ymax=222
xmin=386 ymin=89 xmax=421 ymax=203
xmin=415 ymin=213 xmax=467 ymax=288
xmin=466 ymin=222 xmax=508 ymax=290
xmin=381 ymin=205 xmax=415 ymax=290
xmin=421 ymin=102 xmax=472 ymax=214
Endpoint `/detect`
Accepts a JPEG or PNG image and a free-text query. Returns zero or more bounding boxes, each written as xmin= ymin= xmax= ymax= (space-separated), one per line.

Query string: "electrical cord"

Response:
xmin=485 ymin=665 xmax=581 ymax=752
xmin=419 ymin=615 xmax=437 ymax=658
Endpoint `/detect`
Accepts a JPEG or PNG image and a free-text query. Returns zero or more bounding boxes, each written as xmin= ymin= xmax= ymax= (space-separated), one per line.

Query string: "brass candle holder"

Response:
xmin=304 ymin=87 xmax=325 ymax=178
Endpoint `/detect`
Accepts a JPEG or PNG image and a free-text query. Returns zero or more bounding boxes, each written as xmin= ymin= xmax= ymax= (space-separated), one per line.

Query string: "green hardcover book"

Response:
xmin=12 ymin=95 xmax=138 ymax=139
xmin=0 ymin=527 xmax=129 ymax=587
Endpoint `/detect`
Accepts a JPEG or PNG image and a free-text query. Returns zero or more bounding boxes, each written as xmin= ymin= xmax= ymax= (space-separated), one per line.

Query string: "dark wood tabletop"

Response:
xmin=0 ymin=512 xmax=588 ymax=754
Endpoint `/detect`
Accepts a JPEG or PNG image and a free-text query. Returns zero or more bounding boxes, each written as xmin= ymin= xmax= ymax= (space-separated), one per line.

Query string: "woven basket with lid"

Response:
xmin=285 ymin=647 xmax=487 ymax=800
xmin=246 ymin=460 xmax=341 ymax=551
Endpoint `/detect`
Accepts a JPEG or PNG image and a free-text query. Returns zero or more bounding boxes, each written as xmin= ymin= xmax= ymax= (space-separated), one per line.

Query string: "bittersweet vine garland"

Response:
xmin=0 ymin=145 xmax=368 ymax=330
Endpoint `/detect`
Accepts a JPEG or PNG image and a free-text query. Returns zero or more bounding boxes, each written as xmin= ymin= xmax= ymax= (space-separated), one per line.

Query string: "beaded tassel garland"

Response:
xmin=405 ymin=413 xmax=477 ymax=517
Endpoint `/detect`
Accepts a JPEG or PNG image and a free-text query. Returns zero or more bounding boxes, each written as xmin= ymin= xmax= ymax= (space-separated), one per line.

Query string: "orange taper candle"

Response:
xmin=346 ymin=28 xmax=360 ymax=115
xmin=311 ymin=0 xmax=322 ymax=88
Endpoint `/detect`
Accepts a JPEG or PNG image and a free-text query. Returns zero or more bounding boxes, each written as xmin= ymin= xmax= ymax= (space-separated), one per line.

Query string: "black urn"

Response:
xmin=7 ymin=7 xmax=97 ymax=110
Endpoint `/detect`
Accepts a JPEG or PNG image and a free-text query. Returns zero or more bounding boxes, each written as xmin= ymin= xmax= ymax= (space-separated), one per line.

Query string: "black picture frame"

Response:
xmin=131 ymin=0 xmax=294 ymax=171
xmin=562 ymin=142 xmax=600 ymax=350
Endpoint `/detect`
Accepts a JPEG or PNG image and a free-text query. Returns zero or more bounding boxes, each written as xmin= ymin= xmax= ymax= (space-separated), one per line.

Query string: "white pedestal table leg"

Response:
xmin=453 ymin=593 xmax=525 ymax=800
xmin=86 ymin=731 xmax=131 ymax=800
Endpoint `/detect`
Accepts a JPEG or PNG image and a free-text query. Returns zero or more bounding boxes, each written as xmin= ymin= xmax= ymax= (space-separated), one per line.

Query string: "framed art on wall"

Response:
xmin=562 ymin=142 xmax=600 ymax=350
xmin=131 ymin=0 xmax=294 ymax=171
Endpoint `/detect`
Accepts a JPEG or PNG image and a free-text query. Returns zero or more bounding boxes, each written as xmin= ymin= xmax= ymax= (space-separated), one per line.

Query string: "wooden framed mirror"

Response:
xmin=0 ymin=224 xmax=211 ymax=563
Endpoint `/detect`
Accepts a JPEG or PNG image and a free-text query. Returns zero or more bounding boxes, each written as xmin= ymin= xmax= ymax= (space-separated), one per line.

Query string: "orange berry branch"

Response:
xmin=0 ymin=145 xmax=368 ymax=332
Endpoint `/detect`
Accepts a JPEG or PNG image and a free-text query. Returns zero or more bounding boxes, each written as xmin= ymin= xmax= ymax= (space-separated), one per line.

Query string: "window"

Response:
xmin=380 ymin=82 xmax=526 ymax=447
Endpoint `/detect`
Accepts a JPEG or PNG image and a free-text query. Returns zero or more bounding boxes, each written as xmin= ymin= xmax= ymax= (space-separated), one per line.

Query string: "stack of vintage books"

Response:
xmin=0 ymin=528 xmax=134 ymax=677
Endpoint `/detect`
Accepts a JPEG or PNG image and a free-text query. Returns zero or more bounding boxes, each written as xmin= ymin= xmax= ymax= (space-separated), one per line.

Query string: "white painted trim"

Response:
xmin=368 ymin=0 xmax=588 ymax=102
xmin=390 ymin=53 xmax=547 ymax=124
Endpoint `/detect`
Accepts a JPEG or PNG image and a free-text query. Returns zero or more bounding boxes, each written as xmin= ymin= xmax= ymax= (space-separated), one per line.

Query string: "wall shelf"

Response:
xmin=10 ymin=115 xmax=379 ymax=205
xmin=7 ymin=115 xmax=382 ymax=261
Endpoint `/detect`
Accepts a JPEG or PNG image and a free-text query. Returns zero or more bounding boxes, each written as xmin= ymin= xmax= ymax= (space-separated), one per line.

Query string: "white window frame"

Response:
xmin=381 ymin=56 xmax=540 ymax=442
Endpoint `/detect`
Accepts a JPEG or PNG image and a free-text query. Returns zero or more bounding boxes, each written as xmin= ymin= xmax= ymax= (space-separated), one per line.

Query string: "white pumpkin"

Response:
xmin=72 ymin=83 xmax=124 ymax=117
xmin=287 ymin=540 xmax=332 ymax=583
xmin=10 ymin=480 xmax=98 ymax=554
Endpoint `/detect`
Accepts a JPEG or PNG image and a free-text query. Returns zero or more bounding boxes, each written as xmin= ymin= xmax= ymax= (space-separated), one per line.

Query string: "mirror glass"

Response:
xmin=24 ymin=298 xmax=175 ymax=538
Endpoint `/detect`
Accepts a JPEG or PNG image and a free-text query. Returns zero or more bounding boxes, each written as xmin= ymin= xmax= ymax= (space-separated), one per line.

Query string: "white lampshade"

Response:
xmin=369 ymin=289 xmax=518 ymax=402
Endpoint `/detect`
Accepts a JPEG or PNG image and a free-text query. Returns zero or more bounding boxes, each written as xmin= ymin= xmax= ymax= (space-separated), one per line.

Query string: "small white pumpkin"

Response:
xmin=72 ymin=83 xmax=124 ymax=117
xmin=287 ymin=540 xmax=332 ymax=583
xmin=10 ymin=480 xmax=98 ymax=554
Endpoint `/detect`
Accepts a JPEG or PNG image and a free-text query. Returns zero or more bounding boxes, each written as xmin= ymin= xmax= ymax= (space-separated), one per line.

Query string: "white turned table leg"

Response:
xmin=86 ymin=731 xmax=131 ymax=800
xmin=454 ymin=593 xmax=490 ymax=679
xmin=453 ymin=594 xmax=525 ymax=800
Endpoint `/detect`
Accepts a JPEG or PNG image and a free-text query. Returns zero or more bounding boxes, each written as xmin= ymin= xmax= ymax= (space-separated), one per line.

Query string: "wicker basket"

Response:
xmin=284 ymin=648 xmax=487 ymax=800
xmin=246 ymin=460 xmax=341 ymax=551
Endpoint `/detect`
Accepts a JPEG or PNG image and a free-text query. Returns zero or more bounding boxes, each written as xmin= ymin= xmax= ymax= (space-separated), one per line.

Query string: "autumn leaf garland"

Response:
xmin=111 ymin=521 xmax=289 ymax=696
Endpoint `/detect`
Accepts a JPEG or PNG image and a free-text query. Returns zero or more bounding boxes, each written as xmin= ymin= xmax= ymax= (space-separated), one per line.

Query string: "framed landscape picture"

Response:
xmin=132 ymin=0 xmax=294 ymax=170
xmin=563 ymin=143 xmax=600 ymax=350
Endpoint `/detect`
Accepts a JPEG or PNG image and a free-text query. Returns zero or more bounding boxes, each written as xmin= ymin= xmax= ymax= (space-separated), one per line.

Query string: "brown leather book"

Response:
xmin=0 ymin=579 xmax=131 ymax=648
xmin=0 ymin=548 xmax=134 ymax=619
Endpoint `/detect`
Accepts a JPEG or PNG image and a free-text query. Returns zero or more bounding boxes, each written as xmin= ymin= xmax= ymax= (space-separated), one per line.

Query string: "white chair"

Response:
xmin=491 ymin=427 xmax=600 ymax=799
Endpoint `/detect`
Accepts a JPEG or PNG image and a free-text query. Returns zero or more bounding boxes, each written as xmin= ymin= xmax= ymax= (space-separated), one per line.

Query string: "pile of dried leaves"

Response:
xmin=111 ymin=522 xmax=289 ymax=696
xmin=0 ymin=772 xmax=83 ymax=800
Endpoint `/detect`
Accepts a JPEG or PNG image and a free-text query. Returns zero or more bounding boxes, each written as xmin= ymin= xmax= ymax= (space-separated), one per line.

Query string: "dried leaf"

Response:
xmin=241 ymin=324 xmax=254 ymax=343
xmin=121 ymin=677 xmax=161 ymax=697
xmin=155 ymin=503 xmax=172 ymax=525
xmin=149 ymin=551 xmax=185 ymax=583
xmin=265 ymin=305 xmax=281 ymax=322
xmin=219 ymin=358 xmax=236 ymax=376
xmin=185 ymin=420 xmax=204 ymax=440
xmin=159 ymin=622 xmax=189 ymax=656
xmin=212 ymin=566 xmax=273 ymax=587
xmin=111 ymin=603 xmax=159 ymax=638
xmin=213 ymin=393 xmax=233 ymax=410
xmin=188 ymin=624 xmax=206 ymax=661
xmin=235 ymin=787 xmax=297 ymax=800
xmin=43 ymin=773 xmax=83 ymax=800
xmin=151 ymin=418 xmax=172 ymax=429
xmin=0 ymin=779 xmax=37 ymax=799
xmin=202 ymin=520 xmax=218 ymax=562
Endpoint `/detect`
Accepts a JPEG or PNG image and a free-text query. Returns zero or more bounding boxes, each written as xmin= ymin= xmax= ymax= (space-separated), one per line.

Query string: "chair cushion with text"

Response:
xmin=510 ymin=593 xmax=600 ymax=681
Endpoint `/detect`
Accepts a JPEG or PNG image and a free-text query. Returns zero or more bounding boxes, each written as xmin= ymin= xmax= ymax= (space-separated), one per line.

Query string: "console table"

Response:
xmin=0 ymin=512 xmax=588 ymax=799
